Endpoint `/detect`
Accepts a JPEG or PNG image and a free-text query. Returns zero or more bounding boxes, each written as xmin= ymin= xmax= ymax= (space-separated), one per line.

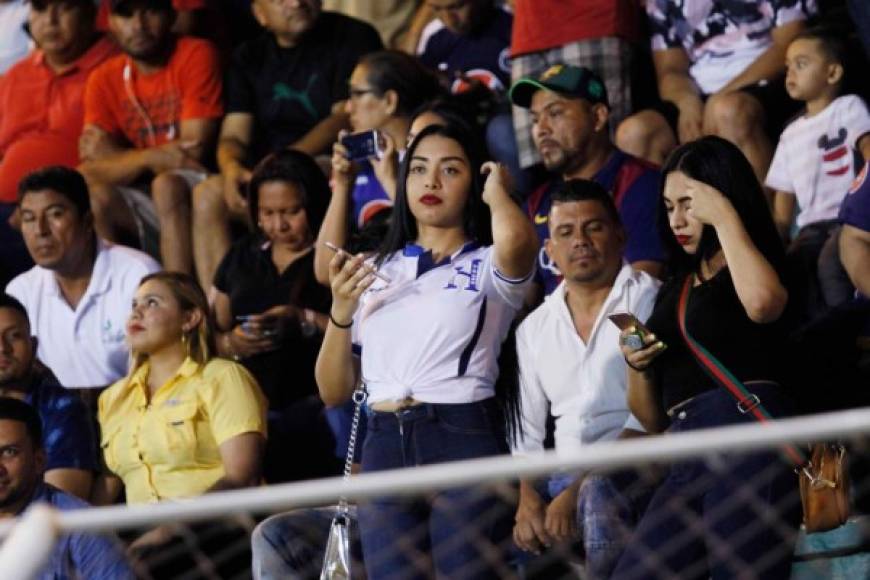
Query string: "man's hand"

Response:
xmin=513 ymin=486 xmax=551 ymax=554
xmin=147 ymin=140 xmax=206 ymax=174
xmin=676 ymin=97 xmax=704 ymax=144
xmin=78 ymin=126 xmax=117 ymax=162
xmin=222 ymin=160 xmax=252 ymax=215
xmin=545 ymin=485 xmax=578 ymax=543
xmin=127 ymin=524 xmax=176 ymax=555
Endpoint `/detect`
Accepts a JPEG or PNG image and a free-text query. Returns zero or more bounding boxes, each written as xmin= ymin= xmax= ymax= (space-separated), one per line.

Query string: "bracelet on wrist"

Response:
xmin=329 ymin=313 xmax=353 ymax=329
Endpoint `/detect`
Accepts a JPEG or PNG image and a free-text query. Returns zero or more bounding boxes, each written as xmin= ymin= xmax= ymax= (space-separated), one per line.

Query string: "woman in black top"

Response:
xmin=611 ymin=137 xmax=800 ymax=580
xmin=212 ymin=150 xmax=339 ymax=483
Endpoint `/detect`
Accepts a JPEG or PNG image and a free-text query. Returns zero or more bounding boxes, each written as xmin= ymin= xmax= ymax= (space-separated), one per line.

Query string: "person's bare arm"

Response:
xmin=79 ymin=118 xmax=218 ymax=185
xmin=316 ymin=252 xmax=367 ymax=406
xmin=858 ymin=133 xmax=870 ymax=161
xmin=290 ymin=111 xmax=351 ymax=157
xmin=216 ymin=113 xmax=255 ymax=214
xmin=484 ymin=163 xmax=538 ymax=279
xmin=840 ymin=224 xmax=870 ymax=297
xmin=315 ymin=137 xmax=355 ymax=285
xmin=652 ymin=48 xmax=704 ymax=143
xmin=44 ymin=468 xmax=93 ymax=500
xmin=395 ymin=2 xmax=434 ymax=54
xmin=207 ymin=432 xmax=265 ymax=492
xmin=773 ymin=190 xmax=797 ymax=242
xmin=89 ymin=473 xmax=124 ymax=506
xmin=717 ymin=20 xmax=806 ymax=94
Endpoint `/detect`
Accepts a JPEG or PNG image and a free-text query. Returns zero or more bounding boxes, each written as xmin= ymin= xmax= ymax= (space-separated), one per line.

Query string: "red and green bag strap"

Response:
xmin=676 ymin=276 xmax=807 ymax=468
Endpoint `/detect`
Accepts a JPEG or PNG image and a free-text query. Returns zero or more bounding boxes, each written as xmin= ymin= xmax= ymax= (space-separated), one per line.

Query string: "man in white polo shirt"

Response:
xmin=511 ymin=179 xmax=660 ymax=578
xmin=6 ymin=166 xmax=159 ymax=405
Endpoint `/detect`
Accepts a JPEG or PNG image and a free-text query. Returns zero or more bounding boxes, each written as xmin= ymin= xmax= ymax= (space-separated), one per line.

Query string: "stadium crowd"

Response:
xmin=0 ymin=0 xmax=870 ymax=578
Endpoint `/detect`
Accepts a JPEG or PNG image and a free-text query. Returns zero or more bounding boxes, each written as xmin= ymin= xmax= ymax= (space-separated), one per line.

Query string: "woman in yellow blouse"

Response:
xmin=95 ymin=271 xmax=267 ymax=512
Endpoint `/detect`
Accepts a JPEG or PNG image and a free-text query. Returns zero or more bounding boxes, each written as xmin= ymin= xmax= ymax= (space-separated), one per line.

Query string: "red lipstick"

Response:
xmin=675 ymin=235 xmax=692 ymax=246
xmin=420 ymin=194 xmax=442 ymax=206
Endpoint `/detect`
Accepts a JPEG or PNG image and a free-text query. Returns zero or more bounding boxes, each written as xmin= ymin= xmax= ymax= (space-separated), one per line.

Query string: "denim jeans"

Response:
xmin=251 ymin=506 xmax=364 ymax=580
xmin=611 ymin=383 xmax=802 ymax=580
xmin=536 ymin=469 xmax=655 ymax=579
xmin=357 ymin=399 xmax=512 ymax=580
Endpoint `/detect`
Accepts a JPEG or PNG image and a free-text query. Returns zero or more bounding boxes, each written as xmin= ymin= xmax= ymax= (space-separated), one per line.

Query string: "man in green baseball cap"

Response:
xmin=509 ymin=63 xmax=610 ymax=109
xmin=507 ymin=64 xmax=665 ymax=301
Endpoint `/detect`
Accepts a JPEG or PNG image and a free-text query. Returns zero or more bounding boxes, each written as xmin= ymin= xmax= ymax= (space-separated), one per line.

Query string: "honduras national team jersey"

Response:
xmin=352 ymin=242 xmax=532 ymax=405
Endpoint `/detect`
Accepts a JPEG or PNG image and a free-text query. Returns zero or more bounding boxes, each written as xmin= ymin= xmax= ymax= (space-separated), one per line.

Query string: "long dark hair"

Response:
xmin=375 ymin=122 xmax=491 ymax=265
xmin=658 ymin=136 xmax=785 ymax=278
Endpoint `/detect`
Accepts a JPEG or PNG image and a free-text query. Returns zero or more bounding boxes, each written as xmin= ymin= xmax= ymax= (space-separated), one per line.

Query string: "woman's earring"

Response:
xmin=181 ymin=331 xmax=191 ymax=357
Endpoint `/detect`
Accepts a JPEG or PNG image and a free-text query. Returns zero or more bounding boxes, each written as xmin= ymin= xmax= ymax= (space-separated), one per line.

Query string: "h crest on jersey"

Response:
xmin=445 ymin=259 xmax=482 ymax=292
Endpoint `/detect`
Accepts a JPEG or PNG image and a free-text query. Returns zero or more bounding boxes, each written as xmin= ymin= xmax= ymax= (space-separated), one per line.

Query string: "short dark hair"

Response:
xmin=246 ymin=149 xmax=331 ymax=236
xmin=17 ymin=166 xmax=91 ymax=218
xmin=109 ymin=0 xmax=173 ymax=15
xmin=794 ymin=26 xmax=847 ymax=67
xmin=0 ymin=398 xmax=43 ymax=449
xmin=0 ymin=294 xmax=29 ymax=323
xmin=551 ymin=179 xmax=622 ymax=227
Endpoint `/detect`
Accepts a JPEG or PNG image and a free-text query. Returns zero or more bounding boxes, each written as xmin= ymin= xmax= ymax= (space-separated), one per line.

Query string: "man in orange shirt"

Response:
xmin=79 ymin=0 xmax=223 ymax=274
xmin=0 ymin=0 xmax=117 ymax=288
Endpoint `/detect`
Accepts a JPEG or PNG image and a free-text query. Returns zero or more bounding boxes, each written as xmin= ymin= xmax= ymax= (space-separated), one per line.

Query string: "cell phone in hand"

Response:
xmin=235 ymin=315 xmax=279 ymax=338
xmin=608 ymin=312 xmax=665 ymax=351
xmin=323 ymin=242 xmax=392 ymax=283
xmin=341 ymin=130 xmax=382 ymax=161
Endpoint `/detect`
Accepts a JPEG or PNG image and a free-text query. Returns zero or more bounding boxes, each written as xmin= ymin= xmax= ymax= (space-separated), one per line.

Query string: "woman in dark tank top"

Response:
xmin=611 ymin=136 xmax=800 ymax=580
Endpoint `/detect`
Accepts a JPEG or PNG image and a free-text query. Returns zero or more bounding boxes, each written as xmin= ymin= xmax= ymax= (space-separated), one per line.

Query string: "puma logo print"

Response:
xmin=273 ymin=75 xmax=319 ymax=119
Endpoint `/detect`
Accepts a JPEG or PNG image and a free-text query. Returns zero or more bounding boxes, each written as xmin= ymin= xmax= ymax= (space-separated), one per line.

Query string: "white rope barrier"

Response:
xmin=5 ymin=407 xmax=870 ymax=537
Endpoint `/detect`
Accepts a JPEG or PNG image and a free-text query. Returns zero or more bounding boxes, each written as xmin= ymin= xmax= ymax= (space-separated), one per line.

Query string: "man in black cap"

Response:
xmin=78 ymin=0 xmax=223 ymax=275
xmin=509 ymin=64 xmax=665 ymax=301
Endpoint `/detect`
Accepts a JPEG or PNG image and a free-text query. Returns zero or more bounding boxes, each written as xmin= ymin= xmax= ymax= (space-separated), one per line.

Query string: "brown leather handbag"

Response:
xmin=799 ymin=443 xmax=850 ymax=533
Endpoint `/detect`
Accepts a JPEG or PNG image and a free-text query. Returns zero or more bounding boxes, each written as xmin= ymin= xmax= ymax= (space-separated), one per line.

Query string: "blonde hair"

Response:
xmin=129 ymin=272 xmax=217 ymax=374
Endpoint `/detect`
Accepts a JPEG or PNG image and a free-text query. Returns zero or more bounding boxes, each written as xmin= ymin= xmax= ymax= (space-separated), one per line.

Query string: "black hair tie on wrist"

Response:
xmin=329 ymin=314 xmax=353 ymax=329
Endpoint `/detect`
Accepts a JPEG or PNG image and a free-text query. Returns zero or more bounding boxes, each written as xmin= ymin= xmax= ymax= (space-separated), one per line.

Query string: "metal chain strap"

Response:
xmin=337 ymin=384 xmax=367 ymax=513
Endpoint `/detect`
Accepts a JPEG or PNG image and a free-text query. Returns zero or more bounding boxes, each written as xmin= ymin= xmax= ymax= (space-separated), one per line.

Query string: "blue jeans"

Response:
xmin=358 ymin=399 xmax=512 ymax=579
xmin=251 ymin=507 xmax=364 ymax=580
xmin=543 ymin=469 xmax=655 ymax=579
xmin=610 ymin=383 xmax=802 ymax=580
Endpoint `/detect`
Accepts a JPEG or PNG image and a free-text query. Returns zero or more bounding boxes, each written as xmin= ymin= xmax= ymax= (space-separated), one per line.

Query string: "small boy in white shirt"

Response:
xmin=765 ymin=27 xmax=870 ymax=314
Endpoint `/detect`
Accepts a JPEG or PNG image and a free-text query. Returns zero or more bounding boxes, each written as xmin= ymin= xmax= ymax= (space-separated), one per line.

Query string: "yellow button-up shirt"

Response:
xmin=98 ymin=357 xmax=267 ymax=504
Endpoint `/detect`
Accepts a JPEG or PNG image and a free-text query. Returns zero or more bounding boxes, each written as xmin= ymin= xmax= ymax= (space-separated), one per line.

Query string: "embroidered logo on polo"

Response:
xmin=445 ymin=259 xmax=482 ymax=292
xmin=101 ymin=320 xmax=125 ymax=344
xmin=272 ymin=74 xmax=320 ymax=120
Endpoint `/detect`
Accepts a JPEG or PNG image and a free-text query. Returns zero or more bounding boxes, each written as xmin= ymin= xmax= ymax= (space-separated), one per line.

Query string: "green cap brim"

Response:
xmin=508 ymin=79 xmax=551 ymax=109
